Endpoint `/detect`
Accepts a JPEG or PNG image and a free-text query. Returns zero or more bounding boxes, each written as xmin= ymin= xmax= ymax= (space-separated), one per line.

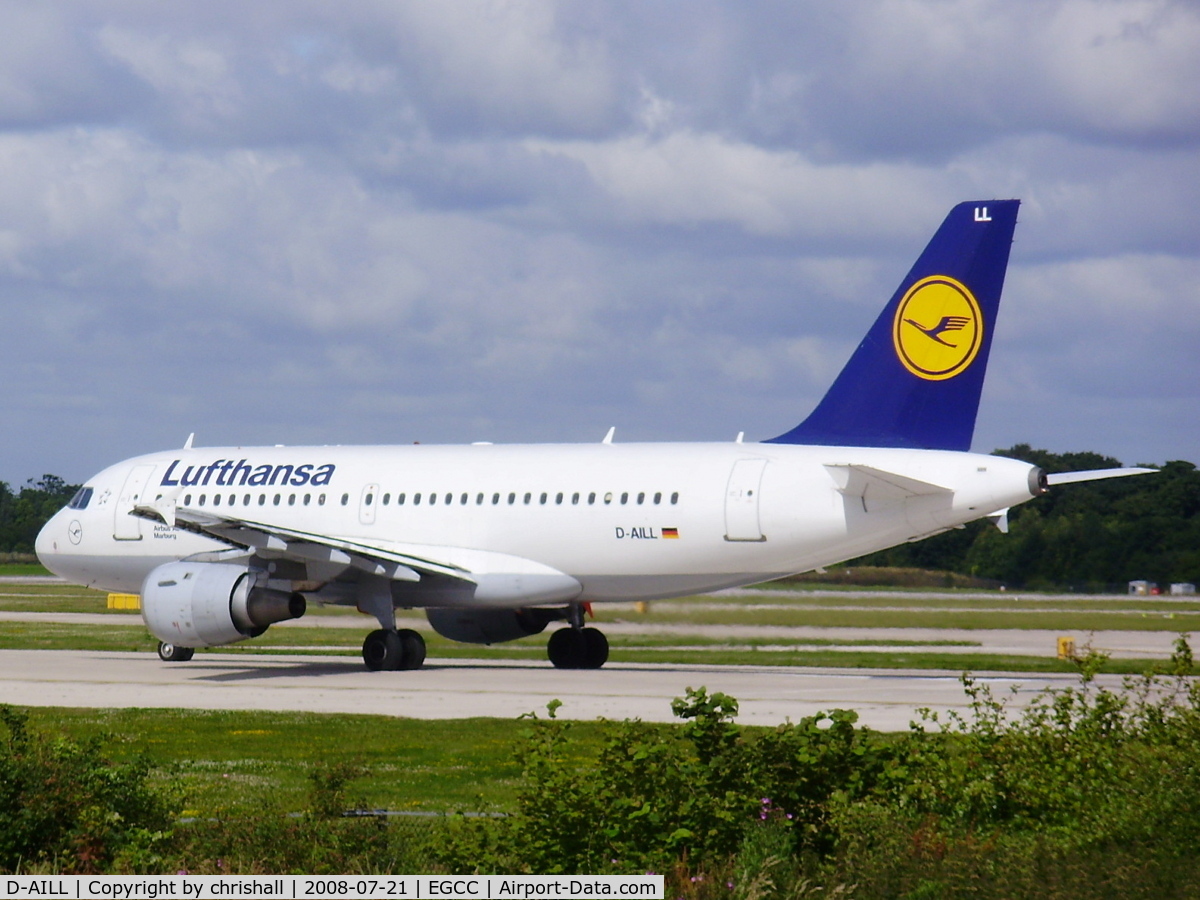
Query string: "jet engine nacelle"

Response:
xmin=141 ymin=561 xmax=306 ymax=648
xmin=425 ymin=607 xmax=565 ymax=645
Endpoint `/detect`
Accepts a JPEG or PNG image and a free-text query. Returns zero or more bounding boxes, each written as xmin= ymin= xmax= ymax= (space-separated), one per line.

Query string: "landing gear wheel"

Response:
xmin=397 ymin=629 xmax=426 ymax=670
xmin=547 ymin=628 xmax=584 ymax=669
xmin=581 ymin=627 xmax=608 ymax=669
xmin=547 ymin=627 xmax=609 ymax=669
xmin=158 ymin=642 xmax=195 ymax=662
xmin=362 ymin=629 xmax=404 ymax=671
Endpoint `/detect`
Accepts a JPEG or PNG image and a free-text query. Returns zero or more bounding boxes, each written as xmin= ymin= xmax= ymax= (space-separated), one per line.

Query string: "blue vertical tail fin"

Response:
xmin=766 ymin=199 xmax=1019 ymax=451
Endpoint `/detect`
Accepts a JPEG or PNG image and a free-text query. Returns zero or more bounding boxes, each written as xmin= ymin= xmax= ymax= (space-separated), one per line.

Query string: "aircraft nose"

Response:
xmin=35 ymin=511 xmax=66 ymax=574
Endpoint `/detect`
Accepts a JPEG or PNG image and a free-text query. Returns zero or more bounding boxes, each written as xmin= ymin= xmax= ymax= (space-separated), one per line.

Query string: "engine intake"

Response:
xmin=141 ymin=561 xmax=306 ymax=648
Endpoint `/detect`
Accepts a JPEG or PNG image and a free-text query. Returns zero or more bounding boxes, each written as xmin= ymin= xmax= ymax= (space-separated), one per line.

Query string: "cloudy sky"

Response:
xmin=2 ymin=1 xmax=1198 ymax=486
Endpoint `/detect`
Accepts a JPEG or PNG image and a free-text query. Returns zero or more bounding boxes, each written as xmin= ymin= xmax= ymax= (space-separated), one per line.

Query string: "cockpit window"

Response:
xmin=67 ymin=487 xmax=94 ymax=510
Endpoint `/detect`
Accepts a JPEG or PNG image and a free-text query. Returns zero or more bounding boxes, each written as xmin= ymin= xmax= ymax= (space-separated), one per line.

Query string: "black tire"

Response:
xmin=581 ymin=627 xmax=609 ymax=669
xmin=158 ymin=642 xmax=195 ymax=662
xmin=547 ymin=628 xmax=584 ymax=669
xmin=362 ymin=629 xmax=404 ymax=671
xmin=397 ymin=629 xmax=426 ymax=670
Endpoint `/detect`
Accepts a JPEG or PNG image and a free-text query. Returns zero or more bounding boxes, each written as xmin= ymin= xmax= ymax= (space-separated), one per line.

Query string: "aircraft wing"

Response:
xmin=132 ymin=502 xmax=474 ymax=583
xmin=131 ymin=502 xmax=582 ymax=606
xmin=1045 ymin=467 xmax=1157 ymax=486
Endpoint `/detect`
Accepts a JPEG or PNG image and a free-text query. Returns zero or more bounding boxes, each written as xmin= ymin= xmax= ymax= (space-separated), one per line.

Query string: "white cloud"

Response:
xmin=527 ymin=131 xmax=949 ymax=238
xmin=1 ymin=1 xmax=1198 ymax=483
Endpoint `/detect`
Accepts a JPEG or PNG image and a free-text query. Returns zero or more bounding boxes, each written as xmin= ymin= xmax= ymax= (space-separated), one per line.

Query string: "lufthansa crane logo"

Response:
xmin=892 ymin=275 xmax=983 ymax=381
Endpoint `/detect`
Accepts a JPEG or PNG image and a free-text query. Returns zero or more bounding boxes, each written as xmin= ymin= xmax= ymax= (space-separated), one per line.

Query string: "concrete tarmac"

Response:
xmin=0 ymin=647 xmax=1141 ymax=731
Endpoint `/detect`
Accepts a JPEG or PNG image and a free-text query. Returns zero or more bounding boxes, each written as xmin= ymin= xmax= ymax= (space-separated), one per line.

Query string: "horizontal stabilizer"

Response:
xmin=1045 ymin=467 xmax=1157 ymax=486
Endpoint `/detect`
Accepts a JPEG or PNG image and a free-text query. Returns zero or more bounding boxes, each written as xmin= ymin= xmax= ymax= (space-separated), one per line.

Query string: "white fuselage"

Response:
xmin=36 ymin=441 xmax=1040 ymax=606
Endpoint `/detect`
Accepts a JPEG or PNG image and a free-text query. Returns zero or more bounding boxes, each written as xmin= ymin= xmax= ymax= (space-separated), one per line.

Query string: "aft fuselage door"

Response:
xmin=359 ymin=483 xmax=380 ymax=526
xmin=724 ymin=458 xmax=768 ymax=542
xmin=114 ymin=464 xmax=156 ymax=540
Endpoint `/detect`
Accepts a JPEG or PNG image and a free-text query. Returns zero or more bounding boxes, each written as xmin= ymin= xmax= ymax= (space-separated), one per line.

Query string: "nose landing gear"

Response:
xmin=157 ymin=641 xmax=195 ymax=662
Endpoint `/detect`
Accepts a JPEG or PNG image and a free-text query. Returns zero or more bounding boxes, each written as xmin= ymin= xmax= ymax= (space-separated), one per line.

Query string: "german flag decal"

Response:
xmin=662 ymin=527 xmax=679 ymax=539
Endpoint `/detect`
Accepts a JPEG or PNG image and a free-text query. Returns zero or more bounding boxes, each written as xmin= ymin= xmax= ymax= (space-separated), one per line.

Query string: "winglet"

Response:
xmin=766 ymin=201 xmax=1020 ymax=451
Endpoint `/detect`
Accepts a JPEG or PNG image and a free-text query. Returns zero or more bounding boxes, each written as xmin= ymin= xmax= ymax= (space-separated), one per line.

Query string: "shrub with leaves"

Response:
xmin=0 ymin=706 xmax=175 ymax=873
xmin=435 ymin=687 xmax=884 ymax=875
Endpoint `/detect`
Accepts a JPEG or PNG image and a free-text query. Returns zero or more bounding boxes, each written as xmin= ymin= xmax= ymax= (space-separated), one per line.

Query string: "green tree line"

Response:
xmin=0 ymin=476 xmax=79 ymax=555
xmin=855 ymin=444 xmax=1200 ymax=590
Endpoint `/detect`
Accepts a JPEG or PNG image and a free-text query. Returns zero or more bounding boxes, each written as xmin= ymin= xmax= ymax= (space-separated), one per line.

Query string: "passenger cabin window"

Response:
xmin=671 ymin=492 xmax=679 ymax=504
xmin=382 ymin=493 xmax=390 ymax=505
xmin=654 ymin=492 xmax=662 ymax=504
xmin=572 ymin=492 xmax=580 ymax=505
xmin=588 ymin=492 xmax=596 ymax=505
xmin=414 ymin=493 xmax=422 ymax=505
xmin=461 ymin=493 xmax=469 ymax=505
xmin=340 ymin=493 xmax=349 ymax=505
xmin=637 ymin=492 xmax=645 ymax=505
xmin=539 ymin=492 xmax=547 ymax=505
xmin=67 ymin=487 xmax=94 ymax=510
xmin=492 ymin=493 xmax=500 ymax=505
xmin=258 ymin=495 xmax=266 ymax=506
xmin=398 ymin=493 xmax=406 ymax=505
xmin=556 ymin=492 xmax=563 ymax=505
xmin=603 ymin=492 xmax=613 ymax=505
xmin=524 ymin=492 xmax=532 ymax=505
xmin=508 ymin=493 xmax=516 ymax=505
xmin=476 ymin=493 xmax=484 ymax=505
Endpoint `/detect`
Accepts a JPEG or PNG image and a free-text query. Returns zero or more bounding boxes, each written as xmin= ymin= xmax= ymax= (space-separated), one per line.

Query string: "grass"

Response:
xmin=15 ymin=706 xmax=589 ymax=815
xmin=610 ymin=604 xmax=1200 ymax=632
xmin=0 ymin=564 xmax=52 ymax=577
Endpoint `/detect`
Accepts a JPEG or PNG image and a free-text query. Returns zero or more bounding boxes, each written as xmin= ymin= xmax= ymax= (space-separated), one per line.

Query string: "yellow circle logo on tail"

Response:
xmin=892 ymin=275 xmax=983 ymax=381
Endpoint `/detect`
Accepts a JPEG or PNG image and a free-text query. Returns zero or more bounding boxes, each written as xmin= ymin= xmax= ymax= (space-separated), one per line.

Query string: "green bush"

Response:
xmin=0 ymin=706 xmax=175 ymax=873
xmin=434 ymin=688 xmax=885 ymax=875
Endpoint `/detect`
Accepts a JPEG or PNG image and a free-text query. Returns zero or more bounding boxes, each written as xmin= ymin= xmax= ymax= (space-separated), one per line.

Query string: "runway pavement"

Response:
xmin=0 ymin=646 xmax=1137 ymax=731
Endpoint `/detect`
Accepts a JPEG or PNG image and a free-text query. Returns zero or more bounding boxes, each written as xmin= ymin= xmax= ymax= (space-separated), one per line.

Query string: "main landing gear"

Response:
xmin=362 ymin=628 xmax=427 ymax=671
xmin=546 ymin=604 xmax=609 ymax=669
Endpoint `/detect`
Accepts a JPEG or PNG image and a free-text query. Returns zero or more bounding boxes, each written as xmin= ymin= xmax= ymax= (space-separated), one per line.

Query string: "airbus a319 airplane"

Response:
xmin=36 ymin=200 xmax=1151 ymax=671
